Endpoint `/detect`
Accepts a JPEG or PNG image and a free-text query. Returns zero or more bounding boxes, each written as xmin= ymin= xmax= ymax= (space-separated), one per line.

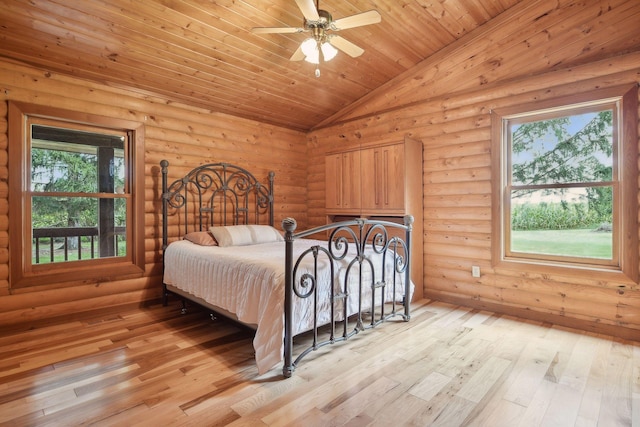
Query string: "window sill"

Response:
xmin=11 ymin=262 xmax=145 ymax=291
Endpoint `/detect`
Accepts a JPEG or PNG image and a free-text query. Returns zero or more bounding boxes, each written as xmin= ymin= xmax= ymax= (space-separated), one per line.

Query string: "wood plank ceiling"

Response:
xmin=0 ymin=0 xmax=523 ymax=131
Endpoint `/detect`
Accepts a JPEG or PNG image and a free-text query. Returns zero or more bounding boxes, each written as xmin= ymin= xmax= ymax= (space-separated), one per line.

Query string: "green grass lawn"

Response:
xmin=511 ymin=228 xmax=612 ymax=259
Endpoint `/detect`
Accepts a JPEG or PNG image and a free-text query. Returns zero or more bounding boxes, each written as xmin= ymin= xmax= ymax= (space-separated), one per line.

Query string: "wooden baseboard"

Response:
xmin=424 ymin=291 xmax=640 ymax=342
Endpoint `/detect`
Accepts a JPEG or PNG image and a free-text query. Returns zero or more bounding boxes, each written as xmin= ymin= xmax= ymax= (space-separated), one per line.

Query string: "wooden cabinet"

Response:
xmin=326 ymin=138 xmax=422 ymax=216
xmin=325 ymin=149 xmax=361 ymax=212
xmin=325 ymin=137 xmax=424 ymax=299
xmin=360 ymin=143 xmax=405 ymax=213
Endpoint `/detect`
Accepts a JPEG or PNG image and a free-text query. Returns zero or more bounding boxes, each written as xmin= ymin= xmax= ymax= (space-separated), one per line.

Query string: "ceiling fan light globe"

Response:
xmin=304 ymin=54 xmax=320 ymax=64
xmin=301 ymin=38 xmax=317 ymax=57
xmin=321 ymin=42 xmax=338 ymax=61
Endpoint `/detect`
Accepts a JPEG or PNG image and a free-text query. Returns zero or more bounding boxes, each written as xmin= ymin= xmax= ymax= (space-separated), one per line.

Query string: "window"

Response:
xmin=491 ymin=85 xmax=638 ymax=282
xmin=8 ymin=102 xmax=145 ymax=288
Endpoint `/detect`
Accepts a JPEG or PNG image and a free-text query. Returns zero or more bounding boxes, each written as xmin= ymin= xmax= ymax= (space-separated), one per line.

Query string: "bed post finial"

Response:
xmin=403 ymin=214 xmax=414 ymax=229
xmin=282 ymin=217 xmax=297 ymax=237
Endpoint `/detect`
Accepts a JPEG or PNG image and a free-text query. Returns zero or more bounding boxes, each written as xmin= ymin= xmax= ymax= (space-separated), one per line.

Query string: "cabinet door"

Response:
xmin=361 ymin=144 xmax=405 ymax=212
xmin=325 ymin=151 xmax=360 ymax=211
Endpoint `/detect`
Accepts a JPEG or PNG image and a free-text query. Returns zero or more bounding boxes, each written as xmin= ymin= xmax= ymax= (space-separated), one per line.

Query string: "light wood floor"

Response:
xmin=1 ymin=299 xmax=638 ymax=426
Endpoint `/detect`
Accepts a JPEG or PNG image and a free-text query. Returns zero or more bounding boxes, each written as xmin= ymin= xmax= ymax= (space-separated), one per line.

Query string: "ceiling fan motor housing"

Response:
xmin=305 ymin=9 xmax=333 ymax=29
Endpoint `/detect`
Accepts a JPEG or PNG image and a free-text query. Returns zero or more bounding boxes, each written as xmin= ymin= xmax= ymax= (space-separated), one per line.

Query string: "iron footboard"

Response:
xmin=282 ymin=216 xmax=413 ymax=378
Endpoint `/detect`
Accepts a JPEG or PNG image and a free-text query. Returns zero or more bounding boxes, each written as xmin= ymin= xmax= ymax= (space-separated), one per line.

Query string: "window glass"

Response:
xmin=30 ymin=125 xmax=128 ymax=264
xmin=510 ymin=187 xmax=613 ymax=259
xmin=510 ymin=111 xmax=613 ymax=185
xmin=506 ymin=108 xmax=615 ymax=263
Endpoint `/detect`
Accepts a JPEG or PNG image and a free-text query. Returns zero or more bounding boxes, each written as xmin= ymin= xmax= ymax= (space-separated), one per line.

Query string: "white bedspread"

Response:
xmin=163 ymin=239 xmax=412 ymax=374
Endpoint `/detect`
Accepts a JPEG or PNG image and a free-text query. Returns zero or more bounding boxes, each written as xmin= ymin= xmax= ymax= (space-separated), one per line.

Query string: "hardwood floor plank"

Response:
xmin=283 ymin=407 xmax=330 ymax=427
xmin=633 ymin=346 xmax=640 ymax=426
xmin=89 ymin=402 xmax=152 ymax=427
xmin=540 ymin=382 xmax=584 ymax=426
xmin=541 ymin=325 xmax=582 ymax=383
xmin=597 ymin=341 xmax=634 ymax=426
xmin=0 ymin=301 xmax=637 ymax=426
xmin=229 ymin=376 xmax=306 ymax=417
xmin=501 ymin=339 xmax=557 ymax=406
xmin=408 ymin=371 xmax=451 ymax=401
xmin=468 ymin=397 xmax=526 ymax=427
xmin=366 ymin=393 xmax=428 ymax=426
xmin=426 ymin=395 xmax=486 ymax=427
xmin=560 ymin=334 xmax=600 ymax=390
xmin=633 ymin=392 xmax=640 ymax=427
xmin=456 ymin=355 xmax=511 ymax=403
xmin=1 ymin=364 xmax=141 ymax=423
xmin=1 ymin=339 xmax=115 ymax=379
xmin=514 ymin=379 xmax=557 ymax=427
xmin=321 ymin=376 xmax=400 ymax=425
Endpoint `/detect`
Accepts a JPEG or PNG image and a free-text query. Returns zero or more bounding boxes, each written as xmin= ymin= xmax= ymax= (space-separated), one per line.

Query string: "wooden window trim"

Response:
xmin=8 ymin=101 xmax=146 ymax=288
xmin=491 ymin=84 xmax=638 ymax=286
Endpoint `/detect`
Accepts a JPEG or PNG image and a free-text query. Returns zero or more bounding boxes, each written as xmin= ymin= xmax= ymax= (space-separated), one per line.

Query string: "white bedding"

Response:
xmin=163 ymin=238 xmax=412 ymax=374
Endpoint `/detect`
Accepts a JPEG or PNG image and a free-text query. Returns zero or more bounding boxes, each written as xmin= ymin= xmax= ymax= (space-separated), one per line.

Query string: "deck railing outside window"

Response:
xmin=33 ymin=226 xmax=126 ymax=263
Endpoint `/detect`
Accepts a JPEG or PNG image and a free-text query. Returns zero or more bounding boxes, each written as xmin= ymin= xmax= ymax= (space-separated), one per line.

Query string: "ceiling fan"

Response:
xmin=251 ymin=0 xmax=381 ymax=77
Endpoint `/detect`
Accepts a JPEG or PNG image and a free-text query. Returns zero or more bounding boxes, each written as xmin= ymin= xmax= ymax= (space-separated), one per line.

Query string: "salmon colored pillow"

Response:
xmin=183 ymin=231 xmax=218 ymax=246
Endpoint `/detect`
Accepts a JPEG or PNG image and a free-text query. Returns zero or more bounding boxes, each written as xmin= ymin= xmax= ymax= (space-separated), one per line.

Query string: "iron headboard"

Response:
xmin=160 ymin=160 xmax=275 ymax=251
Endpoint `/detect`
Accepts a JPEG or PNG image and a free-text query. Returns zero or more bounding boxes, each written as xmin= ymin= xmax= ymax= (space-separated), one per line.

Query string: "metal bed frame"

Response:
xmin=160 ymin=159 xmax=413 ymax=377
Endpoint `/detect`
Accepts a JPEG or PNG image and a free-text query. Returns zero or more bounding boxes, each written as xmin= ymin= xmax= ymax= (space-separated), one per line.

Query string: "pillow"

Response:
xmin=209 ymin=224 xmax=283 ymax=247
xmin=183 ymin=231 xmax=218 ymax=246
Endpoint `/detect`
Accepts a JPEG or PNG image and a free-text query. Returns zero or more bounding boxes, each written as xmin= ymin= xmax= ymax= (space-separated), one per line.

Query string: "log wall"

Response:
xmin=307 ymin=0 xmax=640 ymax=338
xmin=0 ymin=60 xmax=307 ymax=325
xmin=2 ymin=0 xmax=640 ymax=340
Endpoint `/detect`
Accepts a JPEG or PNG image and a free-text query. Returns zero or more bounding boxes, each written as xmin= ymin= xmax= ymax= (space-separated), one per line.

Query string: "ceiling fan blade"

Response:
xmin=328 ymin=35 xmax=364 ymax=57
xmin=332 ymin=10 xmax=381 ymax=30
xmin=251 ymin=26 xmax=304 ymax=34
xmin=295 ymin=0 xmax=320 ymax=21
xmin=289 ymin=45 xmax=306 ymax=61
